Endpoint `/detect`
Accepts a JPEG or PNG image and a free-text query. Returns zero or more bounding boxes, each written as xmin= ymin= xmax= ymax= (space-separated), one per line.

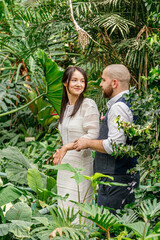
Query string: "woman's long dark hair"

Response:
xmin=59 ymin=66 xmax=88 ymax=124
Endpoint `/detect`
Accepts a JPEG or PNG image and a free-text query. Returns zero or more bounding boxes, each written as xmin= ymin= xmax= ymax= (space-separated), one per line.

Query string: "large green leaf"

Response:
xmin=6 ymin=162 xmax=29 ymax=185
xmin=0 ymin=49 xmax=63 ymax=118
xmin=5 ymin=202 xmax=32 ymax=221
xmin=37 ymin=49 xmax=64 ymax=115
xmin=0 ymin=185 xmax=22 ymax=207
xmin=9 ymin=220 xmax=33 ymax=238
xmin=0 ymin=146 xmax=35 ymax=184
xmin=47 ymin=176 xmax=57 ymax=192
xmin=0 ymin=224 xmax=9 ymax=236
xmin=27 ymin=168 xmax=44 ymax=194
xmin=0 ymin=146 xmax=31 ymax=169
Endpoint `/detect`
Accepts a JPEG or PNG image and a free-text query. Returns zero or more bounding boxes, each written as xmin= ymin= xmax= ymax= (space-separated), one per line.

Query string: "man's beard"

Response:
xmin=103 ymin=85 xmax=113 ymax=98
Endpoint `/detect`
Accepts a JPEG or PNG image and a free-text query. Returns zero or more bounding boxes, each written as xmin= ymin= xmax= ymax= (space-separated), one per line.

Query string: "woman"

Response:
xmin=53 ymin=66 xmax=99 ymax=216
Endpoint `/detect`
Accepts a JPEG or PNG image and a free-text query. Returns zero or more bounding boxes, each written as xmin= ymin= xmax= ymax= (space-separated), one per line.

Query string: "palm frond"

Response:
xmin=116 ymin=210 xmax=138 ymax=224
xmin=117 ymin=38 xmax=153 ymax=69
xmin=73 ymin=1 xmax=98 ymax=18
xmin=77 ymin=202 xmax=117 ymax=231
xmin=138 ymin=199 xmax=160 ymax=222
xmin=93 ymin=14 xmax=135 ymax=38
xmin=34 ymin=205 xmax=92 ymax=240
xmin=96 ymin=0 xmax=129 ymax=8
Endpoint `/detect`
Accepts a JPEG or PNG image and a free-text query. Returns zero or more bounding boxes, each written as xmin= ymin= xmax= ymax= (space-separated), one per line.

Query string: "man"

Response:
xmin=74 ymin=64 xmax=139 ymax=213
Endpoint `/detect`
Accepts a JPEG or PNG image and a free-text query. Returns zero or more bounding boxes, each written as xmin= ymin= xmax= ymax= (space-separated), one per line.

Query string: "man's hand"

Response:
xmin=74 ymin=138 xmax=107 ymax=153
xmin=73 ymin=138 xmax=89 ymax=151
xmin=53 ymin=147 xmax=67 ymax=165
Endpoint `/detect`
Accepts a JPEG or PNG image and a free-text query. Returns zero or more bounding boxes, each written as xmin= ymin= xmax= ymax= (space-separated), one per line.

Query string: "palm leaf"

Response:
xmin=34 ymin=206 xmax=91 ymax=240
xmin=93 ymin=14 xmax=135 ymax=38
xmin=124 ymin=221 xmax=150 ymax=238
xmin=116 ymin=210 xmax=138 ymax=224
xmin=77 ymin=202 xmax=117 ymax=231
xmin=138 ymin=199 xmax=160 ymax=222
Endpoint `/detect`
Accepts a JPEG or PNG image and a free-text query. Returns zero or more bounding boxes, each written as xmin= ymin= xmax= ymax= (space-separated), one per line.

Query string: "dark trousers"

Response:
xmin=97 ymin=172 xmax=139 ymax=214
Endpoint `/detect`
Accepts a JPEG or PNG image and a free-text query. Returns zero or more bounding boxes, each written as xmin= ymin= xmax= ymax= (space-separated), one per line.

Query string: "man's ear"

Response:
xmin=112 ymin=79 xmax=118 ymax=89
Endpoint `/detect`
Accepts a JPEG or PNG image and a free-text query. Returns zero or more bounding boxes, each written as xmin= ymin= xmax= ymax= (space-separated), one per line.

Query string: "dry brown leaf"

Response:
xmin=49 ymin=227 xmax=62 ymax=239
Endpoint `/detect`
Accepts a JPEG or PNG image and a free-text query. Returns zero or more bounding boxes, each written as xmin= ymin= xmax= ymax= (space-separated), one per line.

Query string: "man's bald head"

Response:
xmin=104 ymin=64 xmax=130 ymax=89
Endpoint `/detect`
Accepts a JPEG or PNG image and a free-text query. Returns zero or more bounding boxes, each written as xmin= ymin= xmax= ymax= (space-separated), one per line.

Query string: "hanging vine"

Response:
xmin=68 ymin=0 xmax=99 ymax=50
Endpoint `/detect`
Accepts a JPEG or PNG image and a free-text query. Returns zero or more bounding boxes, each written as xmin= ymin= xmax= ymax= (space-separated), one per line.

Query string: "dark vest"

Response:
xmin=94 ymin=96 xmax=138 ymax=175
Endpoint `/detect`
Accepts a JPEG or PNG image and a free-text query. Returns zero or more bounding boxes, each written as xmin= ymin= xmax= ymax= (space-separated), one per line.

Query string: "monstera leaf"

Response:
xmin=37 ymin=49 xmax=64 ymax=115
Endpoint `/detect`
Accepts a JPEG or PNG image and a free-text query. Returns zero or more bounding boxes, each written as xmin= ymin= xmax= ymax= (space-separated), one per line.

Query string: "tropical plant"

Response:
xmin=32 ymin=205 xmax=95 ymax=240
xmin=0 ymin=0 xmax=159 ymax=239
xmin=0 ymin=49 xmax=64 ymax=117
xmin=0 ymin=146 xmax=58 ymax=202
xmin=78 ymin=202 xmax=117 ymax=240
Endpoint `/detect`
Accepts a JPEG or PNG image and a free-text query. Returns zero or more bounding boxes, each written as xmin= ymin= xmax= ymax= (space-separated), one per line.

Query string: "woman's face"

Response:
xmin=65 ymin=70 xmax=86 ymax=97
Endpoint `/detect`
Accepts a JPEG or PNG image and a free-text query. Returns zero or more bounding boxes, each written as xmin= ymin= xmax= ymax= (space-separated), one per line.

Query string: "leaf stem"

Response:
xmin=0 ymin=93 xmax=46 ymax=118
xmin=142 ymin=220 xmax=149 ymax=240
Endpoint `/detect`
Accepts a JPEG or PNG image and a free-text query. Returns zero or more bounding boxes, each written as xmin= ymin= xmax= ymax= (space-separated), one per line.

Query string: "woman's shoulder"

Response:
xmin=81 ymin=98 xmax=99 ymax=115
xmin=82 ymin=97 xmax=97 ymax=107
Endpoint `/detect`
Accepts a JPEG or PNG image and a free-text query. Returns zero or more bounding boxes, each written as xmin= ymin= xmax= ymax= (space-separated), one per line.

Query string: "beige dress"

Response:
xmin=57 ymin=98 xmax=99 ymax=217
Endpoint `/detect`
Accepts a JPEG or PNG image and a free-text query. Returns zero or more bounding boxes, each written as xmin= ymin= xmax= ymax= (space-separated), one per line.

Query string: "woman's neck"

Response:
xmin=68 ymin=94 xmax=78 ymax=105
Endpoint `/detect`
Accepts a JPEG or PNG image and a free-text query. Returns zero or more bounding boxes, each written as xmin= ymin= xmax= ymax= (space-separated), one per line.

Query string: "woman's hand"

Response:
xmin=53 ymin=147 xmax=67 ymax=165
xmin=53 ymin=142 xmax=76 ymax=165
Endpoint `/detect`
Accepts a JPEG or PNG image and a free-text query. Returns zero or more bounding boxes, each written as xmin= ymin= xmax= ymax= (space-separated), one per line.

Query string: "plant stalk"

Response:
xmin=0 ymin=93 xmax=46 ymax=118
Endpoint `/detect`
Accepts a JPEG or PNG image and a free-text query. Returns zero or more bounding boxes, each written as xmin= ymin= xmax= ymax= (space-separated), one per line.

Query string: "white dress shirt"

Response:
xmin=102 ymin=90 xmax=133 ymax=154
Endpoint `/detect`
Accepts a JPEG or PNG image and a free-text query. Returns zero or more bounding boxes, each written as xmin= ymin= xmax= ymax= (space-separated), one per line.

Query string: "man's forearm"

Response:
xmin=86 ymin=139 xmax=107 ymax=153
xmin=74 ymin=138 xmax=107 ymax=153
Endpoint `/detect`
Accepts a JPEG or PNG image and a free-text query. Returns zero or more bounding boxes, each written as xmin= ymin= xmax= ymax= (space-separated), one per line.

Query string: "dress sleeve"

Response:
xmin=81 ymin=98 xmax=99 ymax=139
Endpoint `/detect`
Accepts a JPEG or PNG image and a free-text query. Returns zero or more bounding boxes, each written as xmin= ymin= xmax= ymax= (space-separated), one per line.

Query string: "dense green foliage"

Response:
xmin=0 ymin=0 xmax=159 ymax=239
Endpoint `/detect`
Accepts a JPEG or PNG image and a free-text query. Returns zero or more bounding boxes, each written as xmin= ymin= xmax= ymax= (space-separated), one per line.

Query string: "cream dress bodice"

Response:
xmin=59 ymin=98 xmax=99 ymax=145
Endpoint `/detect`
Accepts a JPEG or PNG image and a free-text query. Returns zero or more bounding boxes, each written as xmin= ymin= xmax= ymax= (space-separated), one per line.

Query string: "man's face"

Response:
xmin=100 ymin=70 xmax=113 ymax=98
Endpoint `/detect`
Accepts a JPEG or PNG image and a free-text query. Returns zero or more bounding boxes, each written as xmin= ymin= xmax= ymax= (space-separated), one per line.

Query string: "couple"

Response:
xmin=53 ymin=64 xmax=139 ymax=214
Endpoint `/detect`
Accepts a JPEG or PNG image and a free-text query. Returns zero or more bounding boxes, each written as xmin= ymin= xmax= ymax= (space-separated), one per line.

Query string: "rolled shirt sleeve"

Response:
xmin=103 ymin=102 xmax=133 ymax=154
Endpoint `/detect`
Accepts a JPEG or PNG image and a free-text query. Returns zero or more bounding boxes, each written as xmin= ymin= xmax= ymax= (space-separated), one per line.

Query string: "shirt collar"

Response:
xmin=106 ymin=90 xmax=129 ymax=109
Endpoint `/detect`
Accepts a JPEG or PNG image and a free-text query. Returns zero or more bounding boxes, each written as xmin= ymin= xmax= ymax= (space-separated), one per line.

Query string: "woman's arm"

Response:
xmin=53 ymin=142 xmax=75 ymax=165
